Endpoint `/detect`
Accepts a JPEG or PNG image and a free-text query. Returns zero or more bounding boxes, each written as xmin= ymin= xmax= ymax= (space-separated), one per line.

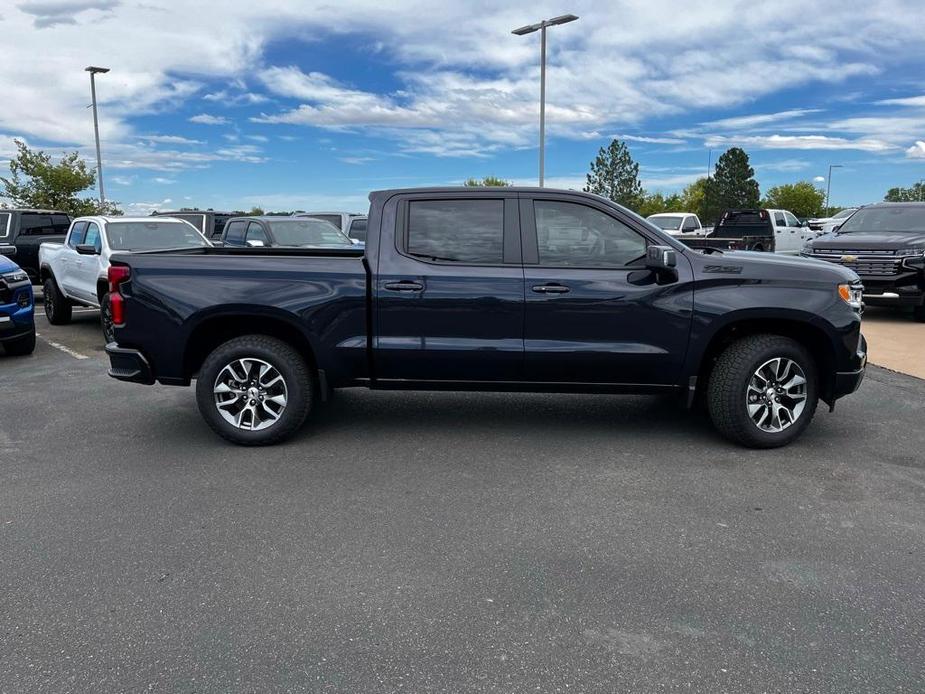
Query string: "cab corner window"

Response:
xmin=534 ymin=201 xmax=646 ymax=268
xmin=407 ymin=199 xmax=503 ymax=264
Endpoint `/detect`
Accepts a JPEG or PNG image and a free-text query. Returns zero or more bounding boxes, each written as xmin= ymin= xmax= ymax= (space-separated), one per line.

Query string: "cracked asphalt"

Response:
xmin=1 ymin=312 xmax=923 ymax=692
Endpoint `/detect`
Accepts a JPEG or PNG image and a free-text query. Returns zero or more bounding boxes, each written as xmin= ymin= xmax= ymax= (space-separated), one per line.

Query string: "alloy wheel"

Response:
xmin=213 ymin=357 xmax=288 ymax=431
xmin=746 ymin=357 xmax=807 ymax=433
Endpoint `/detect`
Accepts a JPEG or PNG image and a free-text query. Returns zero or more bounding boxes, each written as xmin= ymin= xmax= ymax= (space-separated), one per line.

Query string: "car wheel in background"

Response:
xmin=3 ymin=327 xmax=36 ymax=356
xmin=101 ymin=293 xmax=115 ymax=343
xmin=43 ymin=277 xmax=72 ymax=325
xmin=707 ymin=334 xmax=818 ymax=448
xmin=195 ymin=335 xmax=313 ymax=446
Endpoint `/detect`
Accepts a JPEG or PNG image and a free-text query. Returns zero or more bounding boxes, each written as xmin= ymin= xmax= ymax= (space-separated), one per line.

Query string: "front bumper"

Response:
xmin=861 ymin=288 xmax=924 ymax=307
xmin=832 ymin=334 xmax=867 ymax=400
xmin=106 ymin=343 xmax=155 ymax=385
xmin=0 ymin=304 xmax=34 ymax=343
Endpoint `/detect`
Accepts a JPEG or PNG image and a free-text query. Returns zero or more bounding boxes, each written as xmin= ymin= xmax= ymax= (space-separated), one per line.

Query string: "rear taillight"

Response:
xmin=108 ymin=265 xmax=131 ymax=326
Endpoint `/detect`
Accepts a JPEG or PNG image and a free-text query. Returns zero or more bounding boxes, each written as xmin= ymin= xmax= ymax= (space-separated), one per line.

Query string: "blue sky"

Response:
xmin=1 ymin=0 xmax=923 ymax=214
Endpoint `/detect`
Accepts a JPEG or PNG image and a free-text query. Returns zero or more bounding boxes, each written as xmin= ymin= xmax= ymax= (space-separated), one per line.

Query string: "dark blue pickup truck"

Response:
xmin=106 ymin=187 xmax=867 ymax=448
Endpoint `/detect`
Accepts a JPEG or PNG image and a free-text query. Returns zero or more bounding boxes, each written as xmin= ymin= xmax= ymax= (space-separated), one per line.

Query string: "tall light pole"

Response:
xmin=825 ymin=164 xmax=842 ymax=214
xmin=512 ymin=14 xmax=579 ymax=187
xmin=85 ymin=66 xmax=110 ymax=207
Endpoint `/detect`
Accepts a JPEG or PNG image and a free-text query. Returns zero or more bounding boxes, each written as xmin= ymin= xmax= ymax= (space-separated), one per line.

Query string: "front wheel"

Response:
xmin=707 ymin=334 xmax=819 ymax=448
xmin=195 ymin=335 xmax=313 ymax=445
xmin=43 ymin=277 xmax=72 ymax=325
xmin=3 ymin=327 xmax=36 ymax=356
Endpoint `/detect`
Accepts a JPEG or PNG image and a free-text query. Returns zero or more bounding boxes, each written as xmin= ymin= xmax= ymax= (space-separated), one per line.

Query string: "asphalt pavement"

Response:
xmin=1 ymin=313 xmax=924 ymax=693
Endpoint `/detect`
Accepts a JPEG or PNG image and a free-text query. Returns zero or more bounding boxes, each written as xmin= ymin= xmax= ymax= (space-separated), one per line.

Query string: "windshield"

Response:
xmin=106 ymin=221 xmax=209 ymax=251
xmin=832 ymin=208 xmax=857 ymax=220
xmin=647 ymin=216 xmax=682 ymax=231
xmin=267 ymin=219 xmax=353 ymax=246
xmin=837 ymin=206 xmax=925 ymax=234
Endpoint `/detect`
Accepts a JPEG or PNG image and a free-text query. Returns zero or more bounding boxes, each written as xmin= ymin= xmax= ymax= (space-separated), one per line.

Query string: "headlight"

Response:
xmin=1 ymin=270 xmax=28 ymax=283
xmin=838 ymin=283 xmax=863 ymax=310
xmin=902 ymin=250 xmax=925 ymax=270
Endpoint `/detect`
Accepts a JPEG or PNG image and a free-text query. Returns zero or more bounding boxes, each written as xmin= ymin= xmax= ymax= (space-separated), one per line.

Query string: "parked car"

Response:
xmin=293 ymin=212 xmax=367 ymax=242
xmin=802 ymin=202 xmax=925 ymax=321
xmin=106 ymin=187 xmax=866 ymax=449
xmin=646 ymin=213 xmax=707 ymax=236
xmin=39 ymin=216 xmax=211 ymax=341
xmin=152 ymin=210 xmax=233 ymax=241
xmin=0 ymin=249 xmax=36 ymax=356
xmin=682 ymin=208 xmax=810 ymax=254
xmin=806 ymin=208 xmax=858 ymax=234
xmin=221 ymin=216 xmax=355 ymax=249
xmin=0 ymin=209 xmax=71 ymax=283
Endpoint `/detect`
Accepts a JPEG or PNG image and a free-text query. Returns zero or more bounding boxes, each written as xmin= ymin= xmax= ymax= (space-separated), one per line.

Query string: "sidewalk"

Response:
xmin=861 ymin=307 xmax=925 ymax=380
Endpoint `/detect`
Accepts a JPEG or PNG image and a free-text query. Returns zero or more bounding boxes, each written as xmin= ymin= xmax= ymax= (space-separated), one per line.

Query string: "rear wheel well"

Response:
xmin=96 ymin=279 xmax=108 ymax=303
xmin=697 ymin=319 xmax=836 ymax=404
xmin=184 ymin=315 xmax=318 ymax=381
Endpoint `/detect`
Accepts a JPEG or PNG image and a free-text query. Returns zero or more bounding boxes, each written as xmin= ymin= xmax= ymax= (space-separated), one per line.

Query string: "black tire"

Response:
xmin=43 ymin=277 xmax=72 ymax=325
xmin=100 ymin=293 xmax=115 ymax=344
xmin=913 ymin=305 xmax=925 ymax=323
xmin=3 ymin=327 xmax=36 ymax=356
xmin=707 ymin=334 xmax=818 ymax=449
xmin=195 ymin=335 xmax=313 ymax=446
xmin=752 ymin=244 xmax=764 ymax=252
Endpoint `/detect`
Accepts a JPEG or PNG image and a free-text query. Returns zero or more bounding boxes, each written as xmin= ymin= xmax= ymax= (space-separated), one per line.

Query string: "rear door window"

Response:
xmin=406 ymin=199 xmax=504 ymax=264
xmin=773 ymin=212 xmax=786 ymax=227
xmin=68 ymin=221 xmax=88 ymax=248
xmin=20 ymin=213 xmax=55 ymax=235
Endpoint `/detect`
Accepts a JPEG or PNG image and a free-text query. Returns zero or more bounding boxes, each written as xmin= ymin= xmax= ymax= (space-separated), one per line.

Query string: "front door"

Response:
xmin=374 ymin=194 xmax=524 ymax=382
xmin=72 ymin=221 xmax=103 ymax=303
xmin=520 ymin=195 xmax=693 ymax=385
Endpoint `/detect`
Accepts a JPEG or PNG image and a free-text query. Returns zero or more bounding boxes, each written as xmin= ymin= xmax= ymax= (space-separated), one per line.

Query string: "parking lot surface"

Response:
xmin=1 ymin=312 xmax=924 ymax=692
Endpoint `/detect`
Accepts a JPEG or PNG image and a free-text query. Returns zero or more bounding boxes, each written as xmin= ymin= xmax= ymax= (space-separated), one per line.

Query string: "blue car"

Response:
xmin=0 ymin=251 xmax=36 ymax=356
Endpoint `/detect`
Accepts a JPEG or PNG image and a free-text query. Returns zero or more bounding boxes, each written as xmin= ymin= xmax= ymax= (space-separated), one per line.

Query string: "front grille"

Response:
xmin=0 ymin=280 xmax=11 ymax=305
xmin=810 ymin=253 xmax=903 ymax=277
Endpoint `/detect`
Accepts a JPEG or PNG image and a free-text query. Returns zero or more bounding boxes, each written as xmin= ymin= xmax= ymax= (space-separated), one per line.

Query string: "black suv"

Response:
xmin=802 ymin=202 xmax=925 ymax=321
xmin=0 ymin=209 xmax=71 ymax=283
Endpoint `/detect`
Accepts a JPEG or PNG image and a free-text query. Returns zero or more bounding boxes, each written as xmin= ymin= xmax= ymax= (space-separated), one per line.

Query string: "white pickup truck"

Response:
xmin=39 ymin=216 xmax=210 ymax=341
xmin=646 ymin=212 xmax=710 ymax=237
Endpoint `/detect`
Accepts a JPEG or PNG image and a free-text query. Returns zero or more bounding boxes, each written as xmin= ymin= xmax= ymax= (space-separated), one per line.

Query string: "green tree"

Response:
xmin=464 ymin=176 xmax=510 ymax=187
xmin=246 ymin=206 xmax=265 ymax=215
xmin=884 ymin=182 xmax=925 ymax=202
xmin=636 ymin=191 xmax=685 ymax=217
xmin=762 ymin=181 xmax=825 ymax=218
xmin=680 ymin=178 xmax=709 ymax=219
xmin=702 ymin=147 xmax=759 ymax=224
xmin=1 ymin=139 xmax=121 ymax=215
xmin=583 ymin=139 xmax=644 ymax=209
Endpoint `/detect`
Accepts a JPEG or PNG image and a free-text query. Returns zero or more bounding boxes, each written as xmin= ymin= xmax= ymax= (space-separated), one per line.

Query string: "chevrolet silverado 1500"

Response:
xmin=106 ymin=188 xmax=867 ymax=448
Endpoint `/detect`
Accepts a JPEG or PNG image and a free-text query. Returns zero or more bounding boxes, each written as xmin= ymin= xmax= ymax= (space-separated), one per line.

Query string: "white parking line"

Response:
xmin=34 ymin=332 xmax=89 ymax=360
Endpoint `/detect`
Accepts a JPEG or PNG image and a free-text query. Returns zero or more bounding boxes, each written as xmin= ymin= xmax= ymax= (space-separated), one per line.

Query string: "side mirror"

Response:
xmin=0 ymin=245 xmax=16 ymax=257
xmin=832 ymin=224 xmax=842 ymax=233
xmin=75 ymin=244 xmax=100 ymax=255
xmin=646 ymin=245 xmax=677 ymax=270
xmin=246 ymin=239 xmax=266 ymax=248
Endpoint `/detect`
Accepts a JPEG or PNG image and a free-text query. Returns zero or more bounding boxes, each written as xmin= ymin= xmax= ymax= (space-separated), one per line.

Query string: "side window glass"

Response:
xmin=348 ymin=218 xmax=367 ymax=242
xmin=774 ymin=212 xmax=786 ymax=227
xmin=84 ymin=223 xmax=102 ymax=251
xmin=68 ymin=222 xmax=88 ymax=248
xmin=0 ymin=213 xmax=10 ymax=238
xmin=21 ymin=213 xmax=54 ymax=235
xmin=786 ymin=212 xmax=800 ymax=227
xmin=245 ymin=222 xmax=270 ymax=246
xmin=223 ymin=221 xmax=246 ymax=245
xmin=534 ymin=201 xmax=647 ymax=267
xmin=407 ymin=200 xmax=504 ymax=264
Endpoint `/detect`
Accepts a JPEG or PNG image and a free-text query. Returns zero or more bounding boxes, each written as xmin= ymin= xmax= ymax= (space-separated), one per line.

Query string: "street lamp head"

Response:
xmin=512 ymin=14 xmax=579 ymax=34
xmin=85 ymin=66 xmax=110 ymax=74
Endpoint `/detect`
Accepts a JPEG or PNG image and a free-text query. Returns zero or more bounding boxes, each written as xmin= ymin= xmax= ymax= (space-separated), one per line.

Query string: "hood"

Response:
xmin=809 ymin=230 xmax=925 ymax=252
xmin=0 ymin=254 xmax=20 ymax=274
xmin=713 ymin=249 xmax=859 ymax=283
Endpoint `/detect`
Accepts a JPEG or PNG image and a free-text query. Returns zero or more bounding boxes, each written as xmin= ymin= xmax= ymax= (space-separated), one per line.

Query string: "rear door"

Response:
xmin=521 ymin=194 xmax=693 ymax=385
xmin=374 ymin=192 xmax=524 ymax=382
xmin=772 ymin=210 xmax=800 ymax=254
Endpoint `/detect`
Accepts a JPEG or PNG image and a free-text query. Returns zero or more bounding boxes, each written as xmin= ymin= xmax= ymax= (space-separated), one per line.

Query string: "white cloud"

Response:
xmin=141 ymin=134 xmax=203 ymax=145
xmin=704 ymin=134 xmax=896 ymax=152
xmin=876 ymin=95 xmax=925 ymax=107
xmin=813 ymin=176 xmax=826 ymax=182
xmin=152 ymin=177 xmax=176 ymax=184
xmin=339 ymin=156 xmax=375 ymax=165
xmin=906 ymin=141 xmax=925 ymax=159
xmin=700 ymin=109 xmax=822 ymax=131
xmin=18 ymin=0 xmax=119 ymax=28
xmin=618 ymin=134 xmax=687 ymax=145
xmin=189 ymin=113 xmax=229 ymax=125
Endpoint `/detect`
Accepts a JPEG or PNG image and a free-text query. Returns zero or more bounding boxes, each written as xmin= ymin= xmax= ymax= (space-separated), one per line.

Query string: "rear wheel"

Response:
xmin=195 ymin=335 xmax=313 ymax=445
xmin=708 ymin=334 xmax=818 ymax=448
xmin=43 ymin=277 xmax=72 ymax=325
xmin=100 ymin=293 xmax=115 ymax=343
xmin=3 ymin=327 xmax=36 ymax=356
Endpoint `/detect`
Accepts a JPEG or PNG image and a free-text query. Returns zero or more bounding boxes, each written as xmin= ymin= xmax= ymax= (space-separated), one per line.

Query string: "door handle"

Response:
xmin=384 ymin=280 xmax=424 ymax=292
xmin=532 ymin=284 xmax=570 ymax=294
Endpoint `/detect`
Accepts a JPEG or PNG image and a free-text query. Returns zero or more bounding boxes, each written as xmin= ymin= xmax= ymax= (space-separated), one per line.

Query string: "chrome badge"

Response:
xmin=840 ymin=255 xmax=858 ymax=263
